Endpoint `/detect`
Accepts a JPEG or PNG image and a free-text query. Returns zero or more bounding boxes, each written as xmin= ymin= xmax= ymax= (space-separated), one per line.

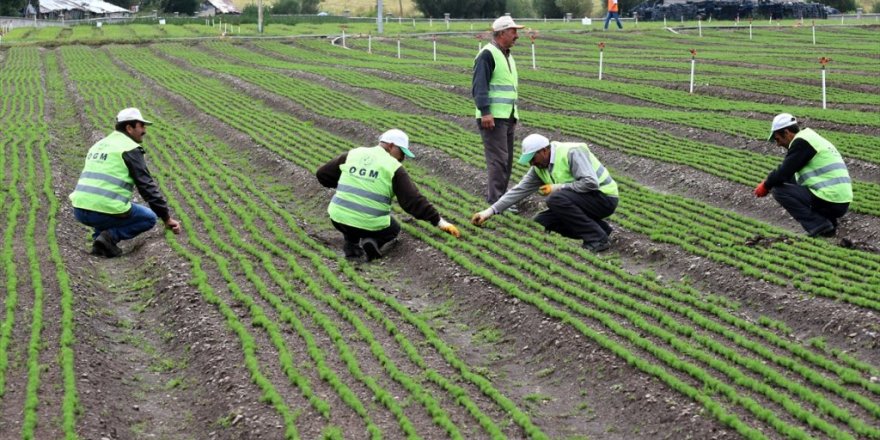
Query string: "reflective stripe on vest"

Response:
xmin=474 ymin=44 xmax=519 ymax=120
xmin=68 ymin=131 xmax=138 ymax=214
xmin=328 ymin=146 xmax=401 ymax=231
xmin=792 ymin=128 xmax=853 ymax=203
xmin=534 ymin=142 xmax=619 ymax=197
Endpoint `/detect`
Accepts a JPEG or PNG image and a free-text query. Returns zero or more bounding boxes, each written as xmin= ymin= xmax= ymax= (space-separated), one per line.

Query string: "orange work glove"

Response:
xmin=437 ymin=218 xmax=461 ymax=238
xmin=539 ymin=184 xmax=555 ymax=196
xmin=754 ymin=181 xmax=769 ymax=198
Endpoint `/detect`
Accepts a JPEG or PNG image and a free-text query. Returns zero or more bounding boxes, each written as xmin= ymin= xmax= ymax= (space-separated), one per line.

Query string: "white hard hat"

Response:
xmin=518 ymin=133 xmax=550 ymax=165
xmin=379 ymin=129 xmax=414 ymax=158
xmin=492 ymin=16 xmax=524 ymax=32
xmin=768 ymin=113 xmax=797 ymax=140
xmin=116 ymin=108 xmax=152 ymax=125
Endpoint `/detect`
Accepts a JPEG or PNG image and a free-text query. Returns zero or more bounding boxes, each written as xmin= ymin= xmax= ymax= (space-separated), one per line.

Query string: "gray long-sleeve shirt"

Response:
xmin=490 ymin=145 xmax=601 ymax=214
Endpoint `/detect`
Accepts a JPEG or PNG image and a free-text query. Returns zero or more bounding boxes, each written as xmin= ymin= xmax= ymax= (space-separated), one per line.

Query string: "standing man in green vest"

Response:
xmin=754 ymin=113 xmax=852 ymax=237
xmin=472 ymin=15 xmax=524 ymax=208
xmin=471 ymin=133 xmax=619 ymax=253
xmin=316 ymin=129 xmax=461 ymax=261
xmin=70 ymin=108 xmax=182 ymax=258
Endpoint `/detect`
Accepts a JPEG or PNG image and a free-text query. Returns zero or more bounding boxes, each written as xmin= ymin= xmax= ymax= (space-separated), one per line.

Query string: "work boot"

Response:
xmin=809 ymin=223 xmax=836 ymax=238
xmin=360 ymin=237 xmax=382 ymax=261
xmin=343 ymin=241 xmax=364 ymax=260
xmin=583 ymin=239 xmax=611 ymax=253
xmin=598 ymin=221 xmax=614 ymax=238
xmin=93 ymin=230 xmax=122 ymax=258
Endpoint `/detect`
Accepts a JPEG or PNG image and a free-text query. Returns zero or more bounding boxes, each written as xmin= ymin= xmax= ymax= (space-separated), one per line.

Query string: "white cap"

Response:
xmin=379 ymin=129 xmax=414 ymax=158
xmin=518 ymin=134 xmax=550 ymax=165
xmin=768 ymin=113 xmax=797 ymax=140
xmin=116 ymin=108 xmax=152 ymax=125
xmin=492 ymin=16 xmax=524 ymax=32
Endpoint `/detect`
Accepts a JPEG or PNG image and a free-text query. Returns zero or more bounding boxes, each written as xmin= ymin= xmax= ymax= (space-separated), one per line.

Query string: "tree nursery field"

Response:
xmin=0 ymin=19 xmax=878 ymax=440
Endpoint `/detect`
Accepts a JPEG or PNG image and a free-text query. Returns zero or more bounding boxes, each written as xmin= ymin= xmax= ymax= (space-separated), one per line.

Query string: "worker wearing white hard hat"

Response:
xmin=317 ymin=129 xmax=460 ymax=261
xmin=69 ymin=108 xmax=182 ymax=258
xmin=473 ymin=15 xmax=526 ymax=209
xmin=472 ymin=133 xmax=619 ymax=253
xmin=754 ymin=113 xmax=852 ymax=237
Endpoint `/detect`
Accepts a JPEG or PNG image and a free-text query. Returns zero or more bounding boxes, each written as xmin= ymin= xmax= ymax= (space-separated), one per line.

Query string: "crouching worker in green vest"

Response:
xmin=471 ymin=133 xmax=619 ymax=253
xmin=754 ymin=113 xmax=852 ymax=237
xmin=316 ymin=129 xmax=461 ymax=261
xmin=69 ymin=108 xmax=182 ymax=258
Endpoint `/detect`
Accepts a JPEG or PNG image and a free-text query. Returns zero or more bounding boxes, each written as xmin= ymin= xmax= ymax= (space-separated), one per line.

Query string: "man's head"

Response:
xmin=491 ymin=16 xmax=523 ymax=49
xmin=115 ymin=108 xmax=152 ymax=143
xmin=768 ymin=113 xmax=800 ymax=148
xmin=518 ymin=133 xmax=551 ymax=168
xmin=379 ymin=129 xmax=414 ymax=162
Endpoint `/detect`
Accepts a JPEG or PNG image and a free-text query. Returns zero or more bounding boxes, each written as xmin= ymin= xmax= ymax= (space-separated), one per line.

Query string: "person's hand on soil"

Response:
xmin=437 ymin=218 xmax=461 ymax=238
xmin=471 ymin=208 xmax=495 ymax=226
xmin=754 ymin=181 xmax=769 ymax=198
xmin=165 ymin=218 xmax=182 ymax=234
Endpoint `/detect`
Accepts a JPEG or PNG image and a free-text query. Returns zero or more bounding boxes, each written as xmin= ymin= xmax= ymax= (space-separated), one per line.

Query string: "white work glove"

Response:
xmin=437 ymin=218 xmax=461 ymax=238
xmin=471 ymin=207 xmax=495 ymax=226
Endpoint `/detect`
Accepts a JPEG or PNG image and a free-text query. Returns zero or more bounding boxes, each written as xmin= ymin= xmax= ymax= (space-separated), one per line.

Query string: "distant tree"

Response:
xmin=412 ymin=0 xmax=505 ymax=18
xmin=241 ymin=3 xmax=259 ymax=19
xmin=0 ymin=0 xmax=21 ymax=16
xmin=816 ymin=0 xmax=857 ymax=12
xmin=555 ymin=0 xmax=591 ymax=16
xmin=534 ymin=0 xmax=564 ymax=17
xmin=506 ymin=0 xmax=536 ymax=17
xmin=872 ymin=0 xmax=880 ymax=12
xmin=271 ymin=0 xmax=299 ymax=14
xmin=300 ymin=0 xmax=318 ymax=13
xmin=164 ymin=0 xmax=199 ymax=14
xmin=618 ymin=0 xmax=641 ymax=15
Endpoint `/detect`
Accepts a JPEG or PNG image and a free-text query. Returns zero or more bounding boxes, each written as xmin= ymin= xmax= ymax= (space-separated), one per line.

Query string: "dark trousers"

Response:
xmin=331 ymin=218 xmax=400 ymax=248
xmin=73 ymin=204 xmax=158 ymax=243
xmin=771 ymin=183 xmax=848 ymax=235
xmin=479 ymin=118 xmax=516 ymax=204
xmin=604 ymin=12 xmax=622 ymax=29
xmin=534 ymin=190 xmax=618 ymax=244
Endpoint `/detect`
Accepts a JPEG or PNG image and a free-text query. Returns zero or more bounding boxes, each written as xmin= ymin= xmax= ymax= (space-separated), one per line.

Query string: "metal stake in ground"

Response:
xmin=368 ymin=32 xmax=372 ymax=54
xmin=819 ymin=56 xmax=831 ymax=109
xmin=812 ymin=19 xmax=816 ymax=45
xmin=698 ymin=18 xmax=702 ymax=37
xmin=598 ymin=42 xmax=605 ymax=80
xmin=341 ymin=25 xmax=347 ymax=48
xmin=528 ymin=29 xmax=539 ymax=70
xmin=397 ymin=34 xmax=401 ymax=58
xmin=689 ymin=48 xmax=697 ymax=93
xmin=432 ymin=34 xmax=437 ymax=61
xmin=749 ymin=16 xmax=753 ymax=40
xmin=476 ymin=32 xmax=483 ymax=53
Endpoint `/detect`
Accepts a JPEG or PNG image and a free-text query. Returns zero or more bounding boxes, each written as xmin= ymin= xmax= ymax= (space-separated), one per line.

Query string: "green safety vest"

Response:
xmin=69 ymin=131 xmax=138 ymax=214
xmin=534 ymin=142 xmax=619 ymax=197
xmin=791 ymin=128 xmax=852 ymax=203
xmin=474 ymin=43 xmax=519 ymax=120
xmin=328 ymin=146 xmax=401 ymax=231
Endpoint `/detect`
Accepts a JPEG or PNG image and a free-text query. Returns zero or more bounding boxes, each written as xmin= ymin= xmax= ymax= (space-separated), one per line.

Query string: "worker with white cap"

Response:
xmin=317 ymin=129 xmax=460 ymax=261
xmin=471 ymin=133 xmax=619 ymax=253
xmin=754 ymin=113 xmax=852 ymax=237
xmin=472 ymin=15 xmax=525 ymax=208
xmin=70 ymin=108 xmax=182 ymax=258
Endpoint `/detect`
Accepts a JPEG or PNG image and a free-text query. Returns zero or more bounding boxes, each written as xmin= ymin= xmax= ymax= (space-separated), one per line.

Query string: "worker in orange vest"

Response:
xmin=604 ymin=0 xmax=623 ymax=30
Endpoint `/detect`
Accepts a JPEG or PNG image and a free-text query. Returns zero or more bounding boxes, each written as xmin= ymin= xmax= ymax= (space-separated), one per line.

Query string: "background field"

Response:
xmin=0 ymin=19 xmax=878 ymax=440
